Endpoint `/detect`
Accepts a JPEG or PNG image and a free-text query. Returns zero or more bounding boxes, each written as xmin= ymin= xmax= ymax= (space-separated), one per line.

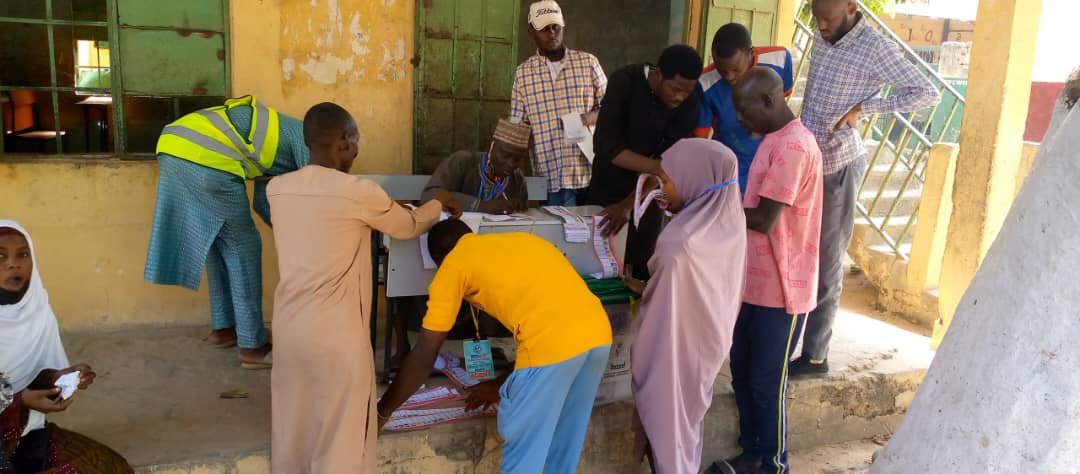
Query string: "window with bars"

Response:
xmin=0 ymin=0 xmax=230 ymax=156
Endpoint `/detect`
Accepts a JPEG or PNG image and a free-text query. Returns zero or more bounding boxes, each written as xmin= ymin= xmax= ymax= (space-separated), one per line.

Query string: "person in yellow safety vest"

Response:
xmin=144 ymin=96 xmax=309 ymax=369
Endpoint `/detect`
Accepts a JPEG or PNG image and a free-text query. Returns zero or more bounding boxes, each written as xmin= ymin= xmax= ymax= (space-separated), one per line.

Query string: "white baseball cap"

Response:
xmin=529 ymin=1 xmax=565 ymax=30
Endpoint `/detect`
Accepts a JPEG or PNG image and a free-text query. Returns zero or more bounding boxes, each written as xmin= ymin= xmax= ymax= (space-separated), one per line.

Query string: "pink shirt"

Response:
xmin=742 ymin=119 xmax=824 ymax=314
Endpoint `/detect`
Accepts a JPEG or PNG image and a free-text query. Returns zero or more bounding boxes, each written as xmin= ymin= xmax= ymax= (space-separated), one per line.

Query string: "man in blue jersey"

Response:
xmin=694 ymin=23 xmax=794 ymax=193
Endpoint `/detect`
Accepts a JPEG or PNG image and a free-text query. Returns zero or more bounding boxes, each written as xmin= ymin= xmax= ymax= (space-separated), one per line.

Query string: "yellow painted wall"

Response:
xmin=775 ymin=0 xmax=797 ymax=48
xmin=0 ymin=160 xmax=276 ymax=328
xmin=938 ymin=0 xmax=1042 ymax=341
xmin=0 ymin=0 xmax=415 ymax=329
xmin=230 ymin=0 xmax=416 ymax=174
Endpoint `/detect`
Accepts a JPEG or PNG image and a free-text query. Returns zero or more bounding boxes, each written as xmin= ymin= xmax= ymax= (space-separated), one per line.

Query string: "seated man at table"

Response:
xmin=391 ymin=118 xmax=533 ymax=364
xmin=421 ymin=118 xmax=531 ymax=215
xmin=378 ymin=219 xmax=612 ymax=473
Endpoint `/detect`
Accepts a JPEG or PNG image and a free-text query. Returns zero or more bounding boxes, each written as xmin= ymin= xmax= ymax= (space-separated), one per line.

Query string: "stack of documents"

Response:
xmin=542 ymin=206 xmax=589 ymax=243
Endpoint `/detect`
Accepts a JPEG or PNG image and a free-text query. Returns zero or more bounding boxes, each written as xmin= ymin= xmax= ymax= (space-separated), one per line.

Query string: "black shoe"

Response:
xmin=707 ymin=454 xmax=761 ymax=474
xmin=789 ymin=356 xmax=829 ymax=377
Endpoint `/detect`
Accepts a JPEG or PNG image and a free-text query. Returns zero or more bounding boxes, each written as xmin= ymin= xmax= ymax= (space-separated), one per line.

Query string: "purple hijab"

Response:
xmin=631 ymin=138 xmax=747 ymax=473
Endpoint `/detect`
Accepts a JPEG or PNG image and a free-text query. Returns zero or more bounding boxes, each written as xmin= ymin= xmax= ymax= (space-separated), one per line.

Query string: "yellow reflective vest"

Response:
xmin=156 ymin=96 xmax=281 ymax=179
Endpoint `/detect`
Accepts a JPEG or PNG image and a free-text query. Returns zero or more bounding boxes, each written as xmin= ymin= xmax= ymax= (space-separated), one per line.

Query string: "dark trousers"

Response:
xmin=802 ymin=158 xmax=867 ymax=361
xmin=547 ymin=188 xmax=588 ymax=207
xmin=625 ymin=203 xmax=663 ymax=280
xmin=13 ymin=428 xmax=49 ymax=474
xmin=730 ymin=303 xmax=806 ymax=474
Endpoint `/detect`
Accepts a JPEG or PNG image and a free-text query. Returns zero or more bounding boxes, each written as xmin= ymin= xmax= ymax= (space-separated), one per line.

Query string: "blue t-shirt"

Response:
xmin=696 ymin=46 xmax=794 ymax=193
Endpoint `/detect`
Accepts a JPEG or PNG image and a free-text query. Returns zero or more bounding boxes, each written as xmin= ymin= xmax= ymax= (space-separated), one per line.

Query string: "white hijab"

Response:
xmin=0 ymin=221 xmax=69 ymax=433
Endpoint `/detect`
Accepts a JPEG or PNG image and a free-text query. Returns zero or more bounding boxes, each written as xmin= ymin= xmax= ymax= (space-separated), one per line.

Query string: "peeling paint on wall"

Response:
xmin=378 ymin=38 xmax=407 ymax=81
xmin=240 ymin=0 xmax=415 ymax=173
xmin=350 ymin=13 xmax=371 ymax=56
xmin=299 ymin=54 xmax=355 ymax=85
xmin=282 ymin=58 xmax=295 ymax=81
xmin=281 ymin=0 xmax=409 ymax=85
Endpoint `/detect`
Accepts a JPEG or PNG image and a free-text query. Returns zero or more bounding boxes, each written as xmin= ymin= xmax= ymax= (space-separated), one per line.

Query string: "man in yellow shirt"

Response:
xmin=378 ymin=219 xmax=612 ymax=473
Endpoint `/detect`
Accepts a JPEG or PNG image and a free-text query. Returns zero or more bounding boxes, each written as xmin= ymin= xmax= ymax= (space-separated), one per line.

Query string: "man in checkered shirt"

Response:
xmin=510 ymin=1 xmax=607 ymax=206
xmin=790 ymin=0 xmax=941 ymax=377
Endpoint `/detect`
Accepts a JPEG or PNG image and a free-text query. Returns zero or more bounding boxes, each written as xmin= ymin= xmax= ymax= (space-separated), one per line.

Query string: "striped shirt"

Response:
xmin=802 ymin=14 xmax=941 ymax=174
xmin=511 ymin=49 xmax=607 ymax=192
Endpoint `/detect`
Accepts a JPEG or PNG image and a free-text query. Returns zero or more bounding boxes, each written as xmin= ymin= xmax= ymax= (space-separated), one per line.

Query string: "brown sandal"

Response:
xmin=207 ymin=329 xmax=238 ymax=349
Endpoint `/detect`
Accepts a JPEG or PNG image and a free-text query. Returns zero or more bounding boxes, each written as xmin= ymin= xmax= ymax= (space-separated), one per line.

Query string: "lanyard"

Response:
xmin=477 ymin=153 xmax=507 ymax=201
xmin=681 ymin=179 xmax=738 ymax=210
xmin=469 ymin=305 xmax=483 ymax=341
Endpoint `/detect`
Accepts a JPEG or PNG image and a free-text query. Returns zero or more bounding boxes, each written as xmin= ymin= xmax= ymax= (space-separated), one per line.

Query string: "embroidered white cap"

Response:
xmin=528 ymin=1 xmax=565 ymax=30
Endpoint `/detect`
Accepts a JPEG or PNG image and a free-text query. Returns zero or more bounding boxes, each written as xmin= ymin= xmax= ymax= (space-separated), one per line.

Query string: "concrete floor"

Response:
xmin=790 ymin=438 xmax=882 ymax=473
xmin=48 ymin=271 xmax=932 ymax=472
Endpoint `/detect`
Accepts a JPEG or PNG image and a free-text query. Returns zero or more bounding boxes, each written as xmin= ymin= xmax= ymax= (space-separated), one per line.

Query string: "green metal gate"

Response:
xmin=700 ymin=0 xmax=779 ymax=60
xmin=413 ymin=0 xmax=520 ymax=174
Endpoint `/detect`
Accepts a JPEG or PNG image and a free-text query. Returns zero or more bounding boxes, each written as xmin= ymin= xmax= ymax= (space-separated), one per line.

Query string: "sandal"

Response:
xmin=239 ymin=350 xmax=273 ymax=370
xmin=207 ymin=329 xmax=238 ymax=349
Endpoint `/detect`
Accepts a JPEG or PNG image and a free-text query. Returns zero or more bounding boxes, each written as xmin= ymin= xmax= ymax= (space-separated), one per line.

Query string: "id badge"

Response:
xmin=463 ymin=339 xmax=495 ymax=381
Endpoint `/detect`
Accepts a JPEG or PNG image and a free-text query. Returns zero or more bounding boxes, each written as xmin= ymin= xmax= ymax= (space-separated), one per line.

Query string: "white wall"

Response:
xmin=870 ymin=101 xmax=1080 ymax=473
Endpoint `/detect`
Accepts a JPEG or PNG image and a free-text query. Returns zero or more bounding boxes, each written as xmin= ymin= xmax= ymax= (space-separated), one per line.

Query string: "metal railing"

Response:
xmin=789 ymin=0 xmax=966 ymax=259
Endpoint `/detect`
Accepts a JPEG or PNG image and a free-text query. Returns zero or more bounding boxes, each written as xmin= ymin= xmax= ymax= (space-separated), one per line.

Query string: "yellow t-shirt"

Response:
xmin=422 ymin=233 xmax=613 ymax=369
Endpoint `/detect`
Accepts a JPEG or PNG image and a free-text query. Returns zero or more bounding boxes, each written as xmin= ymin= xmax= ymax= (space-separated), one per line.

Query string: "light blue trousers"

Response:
xmin=497 ymin=345 xmax=611 ymax=474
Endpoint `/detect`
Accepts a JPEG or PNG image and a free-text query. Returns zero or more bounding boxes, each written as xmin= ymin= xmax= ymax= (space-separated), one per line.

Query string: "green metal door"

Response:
xmin=414 ymin=0 xmax=520 ymax=174
xmin=700 ymin=0 xmax=779 ymax=61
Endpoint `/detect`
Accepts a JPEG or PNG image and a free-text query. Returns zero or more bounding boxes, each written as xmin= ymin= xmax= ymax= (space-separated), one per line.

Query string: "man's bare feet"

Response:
xmin=238 ymin=343 xmax=273 ymax=370
xmin=207 ymin=328 xmax=238 ymax=348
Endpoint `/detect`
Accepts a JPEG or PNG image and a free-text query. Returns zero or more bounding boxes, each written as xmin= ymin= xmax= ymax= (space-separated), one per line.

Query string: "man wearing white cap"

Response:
xmin=511 ymin=1 xmax=607 ymax=207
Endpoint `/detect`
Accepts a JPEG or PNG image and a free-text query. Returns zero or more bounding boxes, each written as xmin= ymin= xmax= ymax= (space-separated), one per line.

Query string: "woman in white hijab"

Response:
xmin=0 ymin=220 xmax=132 ymax=473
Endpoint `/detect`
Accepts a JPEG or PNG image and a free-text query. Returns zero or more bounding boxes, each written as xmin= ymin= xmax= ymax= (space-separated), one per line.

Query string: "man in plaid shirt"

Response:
xmin=790 ymin=0 xmax=941 ymax=377
xmin=511 ymin=1 xmax=607 ymax=206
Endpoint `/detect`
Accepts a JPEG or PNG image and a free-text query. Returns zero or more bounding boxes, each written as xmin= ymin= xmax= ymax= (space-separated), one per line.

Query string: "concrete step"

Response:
xmin=56 ymin=312 xmax=932 ymax=474
xmin=858 ymin=188 xmax=922 ymax=218
xmin=862 ymin=162 xmax=924 ymax=193
xmin=854 ymin=220 xmax=916 ymax=249
xmin=866 ymin=242 xmax=914 ymax=258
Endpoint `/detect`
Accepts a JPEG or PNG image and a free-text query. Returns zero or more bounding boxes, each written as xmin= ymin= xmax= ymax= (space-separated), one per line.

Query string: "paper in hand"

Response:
xmin=55 ymin=371 xmax=80 ymax=400
xmin=561 ymin=112 xmax=595 ymax=163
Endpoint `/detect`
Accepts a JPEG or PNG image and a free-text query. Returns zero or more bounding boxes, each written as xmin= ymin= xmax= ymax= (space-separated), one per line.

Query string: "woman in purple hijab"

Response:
xmin=626 ymin=138 xmax=747 ymax=473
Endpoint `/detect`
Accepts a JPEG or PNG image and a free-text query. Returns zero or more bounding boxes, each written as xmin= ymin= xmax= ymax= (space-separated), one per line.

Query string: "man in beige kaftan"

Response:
xmin=266 ymin=103 xmax=461 ymax=473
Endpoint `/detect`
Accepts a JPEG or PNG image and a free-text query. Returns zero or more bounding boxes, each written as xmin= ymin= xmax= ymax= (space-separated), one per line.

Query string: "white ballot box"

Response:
xmin=386 ymin=206 xmax=628 ymax=297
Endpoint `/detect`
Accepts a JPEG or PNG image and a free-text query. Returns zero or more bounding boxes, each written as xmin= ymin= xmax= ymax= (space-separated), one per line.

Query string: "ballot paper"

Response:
xmin=432 ymin=352 xmax=480 ymax=388
xmin=543 ymin=206 xmax=589 ymax=243
xmin=436 ymin=352 xmax=462 ymax=370
xmin=444 ymin=366 xmax=482 ymax=388
xmin=419 ymin=212 xmax=450 ymax=269
xmin=633 ymin=174 xmax=665 ymax=228
xmin=55 ymin=371 xmax=80 ymax=400
xmin=576 ymin=133 xmax=595 ymax=164
xmin=420 ymin=233 xmax=437 ymax=269
xmin=420 ymin=212 xmax=485 ymax=269
xmin=399 ymin=385 xmax=463 ymax=410
xmin=384 ymin=405 xmax=498 ymax=432
xmin=589 ymin=215 xmax=622 ymax=279
xmin=561 ymin=112 xmax=596 ymax=163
